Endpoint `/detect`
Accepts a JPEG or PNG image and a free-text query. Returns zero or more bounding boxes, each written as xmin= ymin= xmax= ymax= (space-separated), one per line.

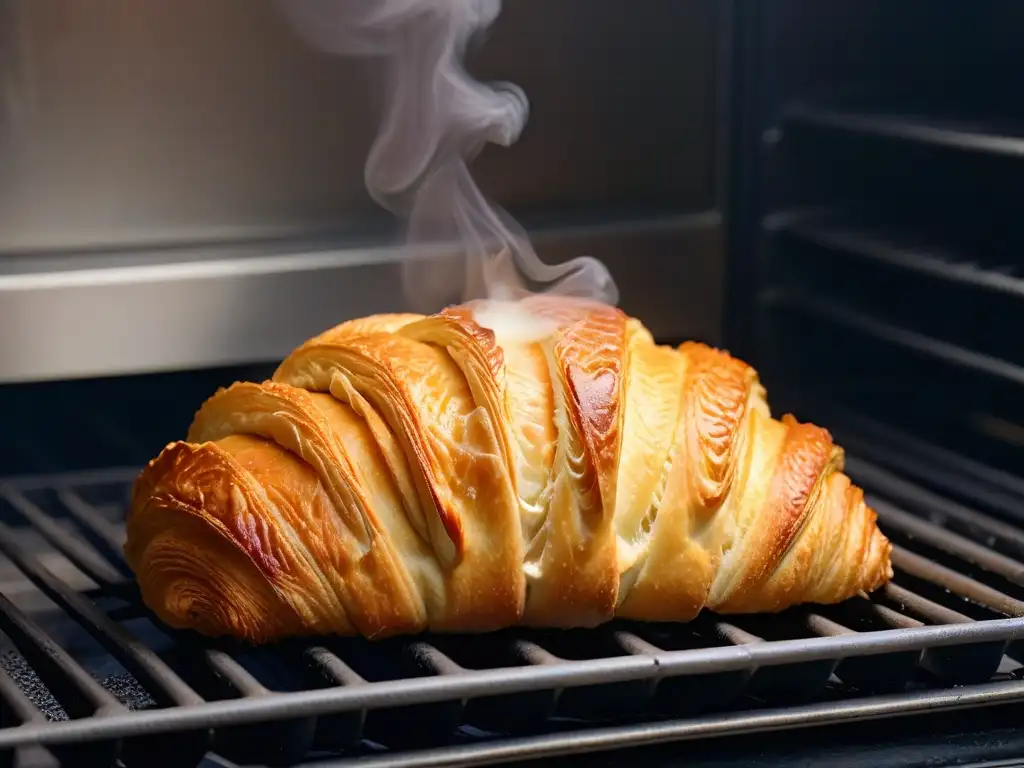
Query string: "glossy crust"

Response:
xmin=125 ymin=299 xmax=892 ymax=642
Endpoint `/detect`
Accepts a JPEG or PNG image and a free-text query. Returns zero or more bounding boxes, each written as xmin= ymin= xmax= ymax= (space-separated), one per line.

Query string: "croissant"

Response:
xmin=124 ymin=297 xmax=892 ymax=643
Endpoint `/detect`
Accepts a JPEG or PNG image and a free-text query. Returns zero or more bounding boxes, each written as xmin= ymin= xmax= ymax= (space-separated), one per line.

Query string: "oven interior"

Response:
xmin=2 ymin=1 xmax=1024 ymax=767
xmin=730 ymin=0 xmax=1024 ymax=490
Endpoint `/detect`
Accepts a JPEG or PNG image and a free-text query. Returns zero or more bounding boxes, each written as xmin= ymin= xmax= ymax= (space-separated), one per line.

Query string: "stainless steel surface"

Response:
xmin=0 ymin=213 xmax=722 ymax=383
xmin=0 ymin=0 xmax=719 ymax=252
xmin=0 ymin=0 xmax=727 ymax=381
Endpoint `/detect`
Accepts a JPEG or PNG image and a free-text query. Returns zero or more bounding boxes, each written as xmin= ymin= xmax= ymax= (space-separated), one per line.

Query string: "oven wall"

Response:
xmin=0 ymin=0 xmax=728 ymax=382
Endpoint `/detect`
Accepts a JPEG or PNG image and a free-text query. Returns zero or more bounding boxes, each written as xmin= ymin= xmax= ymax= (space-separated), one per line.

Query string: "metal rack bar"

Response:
xmin=881 ymin=583 xmax=973 ymax=626
xmin=761 ymin=291 xmax=1024 ymax=388
xmin=0 ymin=592 xmax=123 ymax=718
xmin=0 ymin=666 xmax=47 ymax=725
xmin=305 ymin=647 xmax=367 ymax=688
xmin=804 ymin=613 xmax=854 ymax=637
xmin=56 ymin=489 xmax=126 ymax=553
xmin=859 ymin=598 xmax=923 ymax=630
xmin=891 ymin=547 xmax=1024 ymax=618
xmin=876 ymin=501 xmax=1024 ymax=585
xmin=835 ymin=414 xmax=1024 ymax=521
xmin=304 ymin=678 xmax=1024 ymax=768
xmin=770 ymin=214 xmax=1024 ymax=299
xmin=850 ymin=459 xmax=1024 ymax=553
xmin=511 ymin=640 xmax=560 ymax=666
xmin=1 ymin=488 xmax=124 ymax=586
xmin=783 ymin=106 xmax=1024 ymax=159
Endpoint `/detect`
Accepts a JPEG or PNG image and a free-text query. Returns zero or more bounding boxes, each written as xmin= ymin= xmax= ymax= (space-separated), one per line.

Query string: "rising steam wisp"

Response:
xmin=280 ymin=0 xmax=618 ymax=313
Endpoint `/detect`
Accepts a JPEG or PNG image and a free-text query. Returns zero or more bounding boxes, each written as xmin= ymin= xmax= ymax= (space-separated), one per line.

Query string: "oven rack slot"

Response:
xmin=762 ymin=290 xmax=1024 ymax=387
xmin=758 ymin=290 xmax=1024 ymax=479
xmin=768 ymin=211 xmax=1024 ymax=297
xmin=0 ymin=463 xmax=1020 ymax=766
xmin=783 ymin=106 xmax=1024 ymax=161
xmin=763 ymin=210 xmax=1024 ymax=370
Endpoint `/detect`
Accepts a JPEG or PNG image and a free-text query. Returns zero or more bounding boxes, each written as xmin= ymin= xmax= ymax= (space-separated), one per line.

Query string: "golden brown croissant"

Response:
xmin=124 ymin=297 xmax=892 ymax=643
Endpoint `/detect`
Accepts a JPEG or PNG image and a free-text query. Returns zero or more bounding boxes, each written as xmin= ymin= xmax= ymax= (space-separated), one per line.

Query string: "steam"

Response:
xmin=281 ymin=0 xmax=618 ymax=312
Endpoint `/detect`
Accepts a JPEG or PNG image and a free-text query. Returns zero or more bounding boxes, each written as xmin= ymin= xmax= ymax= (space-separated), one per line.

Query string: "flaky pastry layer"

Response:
xmin=125 ymin=298 xmax=892 ymax=643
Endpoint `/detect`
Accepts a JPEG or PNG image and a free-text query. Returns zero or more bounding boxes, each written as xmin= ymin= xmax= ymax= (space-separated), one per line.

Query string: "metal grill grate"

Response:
xmin=0 ymin=460 xmax=1022 ymax=768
